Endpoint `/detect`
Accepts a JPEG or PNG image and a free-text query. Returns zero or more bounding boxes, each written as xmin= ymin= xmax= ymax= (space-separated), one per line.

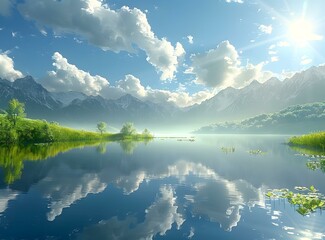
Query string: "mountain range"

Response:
xmin=181 ymin=65 xmax=325 ymax=126
xmin=0 ymin=65 xmax=324 ymax=132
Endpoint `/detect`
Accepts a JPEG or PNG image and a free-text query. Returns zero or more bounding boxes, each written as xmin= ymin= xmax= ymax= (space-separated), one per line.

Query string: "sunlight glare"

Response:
xmin=287 ymin=18 xmax=323 ymax=47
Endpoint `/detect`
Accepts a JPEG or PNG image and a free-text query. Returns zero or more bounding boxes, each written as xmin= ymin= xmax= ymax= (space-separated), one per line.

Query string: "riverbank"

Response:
xmin=0 ymin=115 xmax=153 ymax=145
xmin=289 ymin=131 xmax=325 ymax=150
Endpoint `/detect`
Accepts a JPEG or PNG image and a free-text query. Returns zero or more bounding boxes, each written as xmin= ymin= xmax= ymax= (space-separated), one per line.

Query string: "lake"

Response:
xmin=0 ymin=135 xmax=325 ymax=240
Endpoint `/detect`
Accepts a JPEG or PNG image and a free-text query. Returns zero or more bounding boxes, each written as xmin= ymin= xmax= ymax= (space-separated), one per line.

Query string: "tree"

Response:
xmin=6 ymin=99 xmax=26 ymax=126
xmin=97 ymin=122 xmax=107 ymax=134
xmin=142 ymin=128 xmax=152 ymax=137
xmin=120 ymin=122 xmax=136 ymax=135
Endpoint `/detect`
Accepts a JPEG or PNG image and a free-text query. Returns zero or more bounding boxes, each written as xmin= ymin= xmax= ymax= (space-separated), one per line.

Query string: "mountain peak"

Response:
xmin=118 ymin=93 xmax=138 ymax=101
xmin=249 ymin=79 xmax=261 ymax=86
xmin=15 ymin=75 xmax=36 ymax=84
xmin=13 ymin=76 xmax=44 ymax=91
xmin=264 ymin=77 xmax=281 ymax=86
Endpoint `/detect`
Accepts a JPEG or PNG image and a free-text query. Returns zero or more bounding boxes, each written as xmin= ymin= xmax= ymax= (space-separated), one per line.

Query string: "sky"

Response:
xmin=0 ymin=0 xmax=325 ymax=107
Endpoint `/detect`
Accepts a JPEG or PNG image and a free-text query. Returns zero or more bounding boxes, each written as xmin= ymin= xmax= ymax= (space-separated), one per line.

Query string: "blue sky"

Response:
xmin=0 ymin=0 xmax=325 ymax=107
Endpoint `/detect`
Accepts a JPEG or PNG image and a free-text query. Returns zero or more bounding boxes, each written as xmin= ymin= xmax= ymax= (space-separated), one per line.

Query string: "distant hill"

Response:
xmin=194 ymin=102 xmax=325 ymax=134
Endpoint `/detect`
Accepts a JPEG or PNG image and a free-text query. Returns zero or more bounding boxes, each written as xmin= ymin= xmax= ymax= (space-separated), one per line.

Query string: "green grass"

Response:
xmin=289 ymin=131 xmax=325 ymax=150
xmin=0 ymin=115 xmax=153 ymax=145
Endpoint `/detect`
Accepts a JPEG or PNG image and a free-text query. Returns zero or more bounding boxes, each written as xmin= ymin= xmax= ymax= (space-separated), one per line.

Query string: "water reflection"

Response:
xmin=0 ymin=139 xmax=152 ymax=185
xmin=0 ymin=135 xmax=324 ymax=240
xmin=0 ymin=142 xmax=106 ymax=185
xmin=79 ymin=185 xmax=184 ymax=240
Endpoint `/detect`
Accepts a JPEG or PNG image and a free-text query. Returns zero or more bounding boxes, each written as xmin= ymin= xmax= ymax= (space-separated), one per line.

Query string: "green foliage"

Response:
xmin=6 ymin=99 xmax=26 ymax=126
xmin=221 ymin=147 xmax=235 ymax=154
xmin=0 ymin=118 xmax=18 ymax=144
xmin=248 ymin=149 xmax=267 ymax=155
xmin=196 ymin=101 xmax=325 ymax=134
xmin=306 ymin=159 xmax=325 ymax=173
xmin=142 ymin=128 xmax=153 ymax=137
xmin=97 ymin=122 xmax=107 ymax=134
xmin=290 ymin=145 xmax=325 ymax=156
xmin=120 ymin=122 xmax=137 ymax=135
xmin=0 ymin=114 xmax=153 ymax=145
xmin=0 ymin=141 xmax=107 ymax=184
xmin=289 ymin=132 xmax=325 ymax=150
xmin=266 ymin=186 xmax=325 ymax=216
xmin=119 ymin=140 xmax=137 ymax=154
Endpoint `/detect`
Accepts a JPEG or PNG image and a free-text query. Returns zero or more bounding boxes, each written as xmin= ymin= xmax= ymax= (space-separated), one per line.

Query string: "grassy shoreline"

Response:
xmin=288 ymin=131 xmax=325 ymax=151
xmin=0 ymin=115 xmax=153 ymax=145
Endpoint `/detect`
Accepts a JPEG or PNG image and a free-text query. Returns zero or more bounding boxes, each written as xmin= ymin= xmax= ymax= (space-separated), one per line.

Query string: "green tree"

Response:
xmin=142 ymin=128 xmax=152 ymax=137
xmin=97 ymin=122 xmax=107 ymax=135
xmin=6 ymin=99 xmax=26 ymax=126
xmin=120 ymin=122 xmax=136 ymax=135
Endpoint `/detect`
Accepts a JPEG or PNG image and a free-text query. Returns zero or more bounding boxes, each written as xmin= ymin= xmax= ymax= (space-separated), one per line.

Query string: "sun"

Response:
xmin=287 ymin=18 xmax=322 ymax=47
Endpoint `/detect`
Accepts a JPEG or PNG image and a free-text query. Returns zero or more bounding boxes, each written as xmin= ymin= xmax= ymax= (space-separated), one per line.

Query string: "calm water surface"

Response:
xmin=0 ymin=135 xmax=325 ymax=240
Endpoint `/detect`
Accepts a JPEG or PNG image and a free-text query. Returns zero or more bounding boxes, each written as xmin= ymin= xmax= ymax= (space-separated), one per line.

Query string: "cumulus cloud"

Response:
xmin=188 ymin=41 xmax=269 ymax=89
xmin=0 ymin=0 xmax=14 ymax=16
xmin=43 ymin=52 xmax=213 ymax=107
xmin=41 ymin=52 xmax=109 ymax=95
xmin=18 ymin=0 xmax=185 ymax=80
xmin=0 ymin=52 xmax=23 ymax=81
xmin=114 ymin=74 xmax=213 ymax=107
xmin=258 ymin=24 xmax=272 ymax=34
xmin=116 ymin=74 xmax=147 ymax=98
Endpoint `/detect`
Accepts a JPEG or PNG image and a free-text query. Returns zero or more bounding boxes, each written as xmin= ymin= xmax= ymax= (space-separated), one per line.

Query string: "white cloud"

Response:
xmin=80 ymin=185 xmax=184 ymax=240
xmin=40 ymin=29 xmax=47 ymax=36
xmin=271 ymin=56 xmax=279 ymax=62
xmin=225 ymin=0 xmax=244 ymax=3
xmin=188 ymin=41 xmax=270 ymax=89
xmin=0 ymin=189 xmax=19 ymax=214
xmin=277 ymin=41 xmax=290 ymax=47
xmin=0 ymin=52 xmax=23 ymax=81
xmin=43 ymin=52 xmax=213 ymax=107
xmin=114 ymin=74 xmax=213 ymax=107
xmin=46 ymin=174 xmax=106 ymax=221
xmin=300 ymin=56 xmax=312 ymax=65
xmin=258 ymin=24 xmax=272 ymax=34
xmin=0 ymin=0 xmax=13 ymax=16
xmin=280 ymin=70 xmax=295 ymax=80
xmin=18 ymin=0 xmax=185 ymax=80
xmin=116 ymin=74 xmax=147 ymax=98
xmin=268 ymin=50 xmax=277 ymax=55
xmin=187 ymin=35 xmax=194 ymax=44
xmin=41 ymin=52 xmax=109 ymax=95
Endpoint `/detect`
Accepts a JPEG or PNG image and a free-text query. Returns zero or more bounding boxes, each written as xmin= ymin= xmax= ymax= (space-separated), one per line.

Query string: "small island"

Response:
xmin=0 ymin=99 xmax=153 ymax=145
